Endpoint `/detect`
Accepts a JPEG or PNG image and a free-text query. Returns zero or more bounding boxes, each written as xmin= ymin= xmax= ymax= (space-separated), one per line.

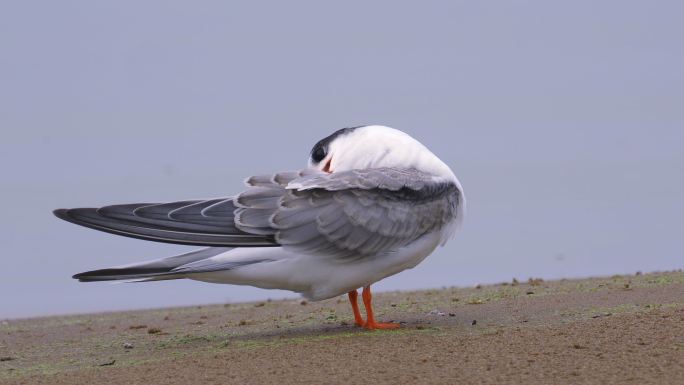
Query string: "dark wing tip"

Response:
xmin=72 ymin=267 xmax=162 ymax=282
xmin=72 ymin=271 xmax=86 ymax=280
xmin=53 ymin=207 xmax=98 ymax=226
xmin=53 ymin=208 xmax=70 ymax=220
xmin=72 ymin=265 xmax=105 ymax=281
xmin=72 ymin=269 xmax=100 ymax=281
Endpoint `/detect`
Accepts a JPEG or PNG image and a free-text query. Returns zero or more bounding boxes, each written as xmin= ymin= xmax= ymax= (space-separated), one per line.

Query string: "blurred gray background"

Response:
xmin=1 ymin=1 xmax=682 ymax=319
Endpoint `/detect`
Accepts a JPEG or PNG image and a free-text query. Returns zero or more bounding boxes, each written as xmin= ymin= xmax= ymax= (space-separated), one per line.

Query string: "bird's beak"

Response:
xmin=322 ymin=158 xmax=332 ymax=173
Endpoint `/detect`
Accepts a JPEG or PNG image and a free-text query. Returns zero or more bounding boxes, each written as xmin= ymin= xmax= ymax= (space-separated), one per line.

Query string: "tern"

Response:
xmin=54 ymin=125 xmax=465 ymax=329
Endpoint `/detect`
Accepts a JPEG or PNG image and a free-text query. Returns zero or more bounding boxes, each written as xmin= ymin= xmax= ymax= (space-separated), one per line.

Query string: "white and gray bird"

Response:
xmin=54 ymin=125 xmax=465 ymax=329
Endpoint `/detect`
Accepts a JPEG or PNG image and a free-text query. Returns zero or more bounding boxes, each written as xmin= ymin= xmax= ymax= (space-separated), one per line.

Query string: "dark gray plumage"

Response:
xmin=236 ymin=168 xmax=461 ymax=261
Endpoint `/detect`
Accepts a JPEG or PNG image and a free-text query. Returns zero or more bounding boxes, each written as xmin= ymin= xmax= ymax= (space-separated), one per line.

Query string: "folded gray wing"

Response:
xmin=54 ymin=198 xmax=277 ymax=247
xmin=53 ymin=171 xmax=319 ymax=246
xmin=235 ymin=168 xmax=461 ymax=261
xmin=55 ymin=168 xmax=460 ymax=253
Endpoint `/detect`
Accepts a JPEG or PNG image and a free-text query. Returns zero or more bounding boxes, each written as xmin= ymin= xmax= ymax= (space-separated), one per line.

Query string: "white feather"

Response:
xmin=188 ymin=230 xmax=442 ymax=300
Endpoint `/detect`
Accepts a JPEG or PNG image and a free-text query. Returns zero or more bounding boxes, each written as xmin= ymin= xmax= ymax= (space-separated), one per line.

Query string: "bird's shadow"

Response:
xmin=215 ymin=313 xmax=467 ymax=347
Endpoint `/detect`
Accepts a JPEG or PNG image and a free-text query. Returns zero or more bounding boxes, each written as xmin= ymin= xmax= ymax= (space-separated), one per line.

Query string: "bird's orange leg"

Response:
xmin=348 ymin=290 xmax=364 ymax=327
xmin=361 ymin=285 xmax=400 ymax=330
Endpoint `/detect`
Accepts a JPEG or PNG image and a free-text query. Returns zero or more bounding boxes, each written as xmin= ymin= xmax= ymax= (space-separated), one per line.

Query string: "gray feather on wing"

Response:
xmin=54 ymin=197 xmax=277 ymax=247
xmin=235 ymin=167 xmax=461 ymax=261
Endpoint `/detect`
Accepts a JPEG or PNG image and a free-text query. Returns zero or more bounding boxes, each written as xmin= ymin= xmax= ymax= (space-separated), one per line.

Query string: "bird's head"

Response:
xmin=308 ymin=125 xmax=456 ymax=180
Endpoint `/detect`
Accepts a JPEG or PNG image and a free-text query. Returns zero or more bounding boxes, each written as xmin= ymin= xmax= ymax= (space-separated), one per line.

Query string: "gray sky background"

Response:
xmin=1 ymin=1 xmax=682 ymax=319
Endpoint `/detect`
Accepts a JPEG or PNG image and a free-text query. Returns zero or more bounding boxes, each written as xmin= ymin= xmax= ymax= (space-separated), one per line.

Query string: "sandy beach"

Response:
xmin=2 ymin=271 xmax=683 ymax=385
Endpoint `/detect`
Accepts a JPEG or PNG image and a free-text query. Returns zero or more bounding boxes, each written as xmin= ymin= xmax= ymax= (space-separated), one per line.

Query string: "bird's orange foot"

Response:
xmin=363 ymin=321 xmax=400 ymax=330
xmin=348 ymin=290 xmax=365 ymax=327
xmin=359 ymin=285 xmax=401 ymax=330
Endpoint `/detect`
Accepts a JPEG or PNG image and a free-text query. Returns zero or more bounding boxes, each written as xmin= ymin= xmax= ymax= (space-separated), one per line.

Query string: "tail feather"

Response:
xmin=73 ymin=247 xmax=232 ymax=282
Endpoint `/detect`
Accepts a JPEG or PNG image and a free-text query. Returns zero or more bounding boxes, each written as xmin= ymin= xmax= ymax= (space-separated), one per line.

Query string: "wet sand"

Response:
xmin=1 ymin=271 xmax=683 ymax=385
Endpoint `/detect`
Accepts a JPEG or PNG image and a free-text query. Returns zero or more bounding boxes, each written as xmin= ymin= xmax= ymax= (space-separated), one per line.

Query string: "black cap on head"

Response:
xmin=309 ymin=126 xmax=364 ymax=164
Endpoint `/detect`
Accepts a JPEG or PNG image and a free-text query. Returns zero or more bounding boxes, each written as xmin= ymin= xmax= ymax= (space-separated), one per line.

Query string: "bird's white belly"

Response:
xmin=189 ymin=231 xmax=443 ymax=301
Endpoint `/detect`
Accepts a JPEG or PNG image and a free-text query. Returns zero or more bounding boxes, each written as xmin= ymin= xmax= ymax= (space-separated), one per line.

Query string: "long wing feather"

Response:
xmin=53 ymin=197 xmax=277 ymax=246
